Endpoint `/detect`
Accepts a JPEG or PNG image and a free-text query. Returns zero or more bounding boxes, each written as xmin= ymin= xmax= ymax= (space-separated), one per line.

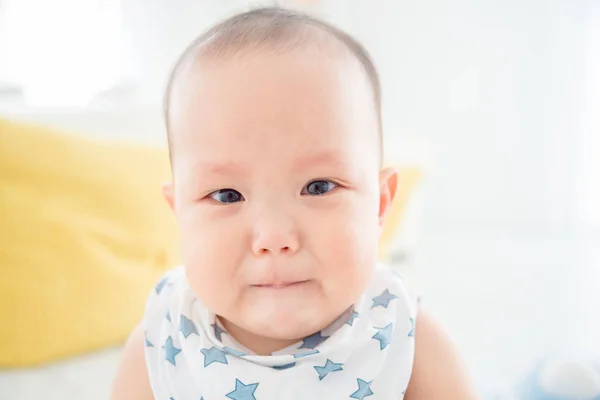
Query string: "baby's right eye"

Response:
xmin=208 ymin=189 xmax=245 ymax=204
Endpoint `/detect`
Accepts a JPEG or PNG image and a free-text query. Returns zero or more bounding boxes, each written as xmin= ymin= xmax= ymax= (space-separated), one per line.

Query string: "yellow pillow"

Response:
xmin=0 ymin=118 xmax=180 ymax=367
xmin=378 ymin=166 xmax=422 ymax=261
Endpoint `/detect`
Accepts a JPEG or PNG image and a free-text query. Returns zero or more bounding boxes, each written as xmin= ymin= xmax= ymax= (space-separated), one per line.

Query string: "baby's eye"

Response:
xmin=209 ymin=189 xmax=245 ymax=204
xmin=302 ymin=180 xmax=338 ymax=196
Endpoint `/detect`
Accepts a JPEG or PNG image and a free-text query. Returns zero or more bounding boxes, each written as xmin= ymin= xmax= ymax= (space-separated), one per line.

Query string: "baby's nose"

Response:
xmin=251 ymin=220 xmax=300 ymax=256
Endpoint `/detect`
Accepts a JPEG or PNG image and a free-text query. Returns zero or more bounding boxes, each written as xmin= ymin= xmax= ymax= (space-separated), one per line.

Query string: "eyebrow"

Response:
xmin=190 ymin=160 xmax=246 ymax=176
xmin=294 ymin=149 xmax=346 ymax=169
xmin=188 ymin=149 xmax=346 ymax=177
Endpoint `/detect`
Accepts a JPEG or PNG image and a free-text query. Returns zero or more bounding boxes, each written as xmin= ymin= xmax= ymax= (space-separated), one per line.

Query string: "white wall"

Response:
xmin=344 ymin=0 xmax=594 ymax=231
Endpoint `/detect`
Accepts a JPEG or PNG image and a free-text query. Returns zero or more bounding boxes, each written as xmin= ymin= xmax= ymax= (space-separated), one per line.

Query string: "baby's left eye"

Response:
xmin=301 ymin=180 xmax=338 ymax=196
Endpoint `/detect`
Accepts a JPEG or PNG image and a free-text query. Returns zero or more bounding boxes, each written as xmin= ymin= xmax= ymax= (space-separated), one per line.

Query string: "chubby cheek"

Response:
xmin=177 ymin=207 xmax=244 ymax=313
xmin=316 ymin=198 xmax=380 ymax=302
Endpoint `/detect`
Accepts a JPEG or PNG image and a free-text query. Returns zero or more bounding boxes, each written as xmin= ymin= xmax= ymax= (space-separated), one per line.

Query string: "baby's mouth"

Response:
xmin=254 ymin=280 xmax=309 ymax=289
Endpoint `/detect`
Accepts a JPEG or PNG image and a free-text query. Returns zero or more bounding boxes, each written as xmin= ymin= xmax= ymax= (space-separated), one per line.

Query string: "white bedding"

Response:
xmin=0 ymin=347 xmax=121 ymax=400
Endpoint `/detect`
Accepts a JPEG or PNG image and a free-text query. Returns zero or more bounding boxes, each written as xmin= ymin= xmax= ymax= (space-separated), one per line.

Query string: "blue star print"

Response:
xmin=372 ymin=323 xmax=394 ymax=350
xmin=314 ymin=359 xmax=343 ymax=380
xmin=163 ymin=336 xmax=181 ymax=366
xmin=224 ymin=346 xmax=246 ymax=357
xmin=155 ymin=277 xmax=168 ymax=294
xmin=371 ymin=289 xmax=398 ymax=309
xmin=226 ymin=378 xmax=259 ymax=400
xmin=350 ymin=379 xmax=374 ymax=399
xmin=212 ymin=323 xmax=226 ymax=341
xmin=200 ymin=346 xmax=229 ymax=367
xmin=298 ymin=331 xmax=329 ymax=349
xmin=273 ymin=362 xmax=296 ymax=370
xmin=408 ymin=317 xmax=415 ymax=337
xmin=166 ymin=311 xmax=171 ymax=322
xmin=293 ymin=349 xmax=320 ymax=358
xmin=144 ymin=331 xmax=153 ymax=347
xmin=346 ymin=311 xmax=360 ymax=326
xmin=179 ymin=315 xmax=198 ymax=338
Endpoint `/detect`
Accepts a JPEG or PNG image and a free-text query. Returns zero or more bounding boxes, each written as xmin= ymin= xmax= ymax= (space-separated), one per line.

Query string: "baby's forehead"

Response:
xmin=171 ymin=53 xmax=379 ymax=166
xmin=164 ymin=8 xmax=383 ymax=166
xmin=169 ymin=24 xmax=366 ymax=109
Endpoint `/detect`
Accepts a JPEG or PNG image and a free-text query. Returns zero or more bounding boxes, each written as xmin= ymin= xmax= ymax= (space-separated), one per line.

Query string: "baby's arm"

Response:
xmin=109 ymin=323 xmax=154 ymax=400
xmin=404 ymin=309 xmax=480 ymax=400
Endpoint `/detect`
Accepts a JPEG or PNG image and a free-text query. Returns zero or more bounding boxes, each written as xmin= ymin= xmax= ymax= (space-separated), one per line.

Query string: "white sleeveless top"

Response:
xmin=143 ymin=264 xmax=419 ymax=400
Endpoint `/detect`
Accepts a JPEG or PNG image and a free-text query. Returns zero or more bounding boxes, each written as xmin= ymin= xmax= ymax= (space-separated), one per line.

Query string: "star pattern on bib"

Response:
xmin=371 ymin=289 xmax=398 ymax=309
xmin=226 ymin=379 xmax=259 ymax=400
xmin=272 ymin=362 xmax=296 ymax=370
xmin=144 ymin=331 xmax=153 ymax=348
xmin=212 ymin=323 xmax=226 ymax=341
xmin=350 ymin=379 xmax=374 ymax=399
xmin=201 ymin=346 xmax=229 ymax=367
xmin=314 ymin=359 xmax=344 ymax=380
xmin=163 ymin=336 xmax=181 ymax=366
xmin=346 ymin=310 xmax=360 ymax=326
xmin=372 ymin=323 xmax=394 ymax=350
xmin=179 ymin=314 xmax=199 ymax=338
xmin=298 ymin=331 xmax=329 ymax=349
xmin=293 ymin=349 xmax=320 ymax=358
xmin=155 ymin=277 xmax=168 ymax=294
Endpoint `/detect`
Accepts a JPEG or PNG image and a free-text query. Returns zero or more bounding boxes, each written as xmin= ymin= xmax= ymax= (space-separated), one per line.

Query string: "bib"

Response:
xmin=143 ymin=264 xmax=418 ymax=399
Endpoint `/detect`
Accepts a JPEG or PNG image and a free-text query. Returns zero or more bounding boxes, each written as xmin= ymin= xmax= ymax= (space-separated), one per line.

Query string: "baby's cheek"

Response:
xmin=184 ymin=245 xmax=240 ymax=316
xmin=322 ymin=199 xmax=378 ymax=254
xmin=319 ymin=205 xmax=378 ymax=294
xmin=179 ymin=210 xmax=243 ymax=307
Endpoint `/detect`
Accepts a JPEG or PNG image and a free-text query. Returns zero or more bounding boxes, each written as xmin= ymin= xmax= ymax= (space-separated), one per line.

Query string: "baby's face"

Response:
xmin=166 ymin=49 xmax=392 ymax=345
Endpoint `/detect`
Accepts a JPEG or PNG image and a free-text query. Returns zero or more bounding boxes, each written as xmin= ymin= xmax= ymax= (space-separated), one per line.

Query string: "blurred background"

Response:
xmin=1 ymin=0 xmax=599 ymax=399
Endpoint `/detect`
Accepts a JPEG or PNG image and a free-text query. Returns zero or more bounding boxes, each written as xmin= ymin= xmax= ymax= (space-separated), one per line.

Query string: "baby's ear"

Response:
xmin=162 ymin=182 xmax=175 ymax=211
xmin=378 ymin=167 xmax=398 ymax=225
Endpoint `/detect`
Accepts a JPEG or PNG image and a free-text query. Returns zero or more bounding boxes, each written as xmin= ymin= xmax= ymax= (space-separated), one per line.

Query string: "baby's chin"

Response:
xmin=239 ymin=299 xmax=343 ymax=343
xmin=252 ymin=313 xmax=325 ymax=341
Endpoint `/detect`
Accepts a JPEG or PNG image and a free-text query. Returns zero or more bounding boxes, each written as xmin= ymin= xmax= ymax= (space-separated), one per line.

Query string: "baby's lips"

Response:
xmin=253 ymin=279 xmax=311 ymax=288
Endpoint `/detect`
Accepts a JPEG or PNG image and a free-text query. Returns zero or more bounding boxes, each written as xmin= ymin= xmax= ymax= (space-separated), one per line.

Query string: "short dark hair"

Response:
xmin=164 ymin=6 xmax=382 ymax=159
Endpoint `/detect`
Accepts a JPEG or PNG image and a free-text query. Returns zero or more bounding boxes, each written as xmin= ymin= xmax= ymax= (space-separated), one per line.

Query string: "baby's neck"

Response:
xmin=219 ymin=317 xmax=306 ymax=356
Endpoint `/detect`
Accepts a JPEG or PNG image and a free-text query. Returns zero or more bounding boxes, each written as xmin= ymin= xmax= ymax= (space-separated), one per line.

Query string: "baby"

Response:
xmin=111 ymin=7 xmax=477 ymax=400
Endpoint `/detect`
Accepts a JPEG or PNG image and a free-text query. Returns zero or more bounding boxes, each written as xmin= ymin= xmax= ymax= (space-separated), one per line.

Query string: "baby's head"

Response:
xmin=163 ymin=7 xmax=397 ymax=353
